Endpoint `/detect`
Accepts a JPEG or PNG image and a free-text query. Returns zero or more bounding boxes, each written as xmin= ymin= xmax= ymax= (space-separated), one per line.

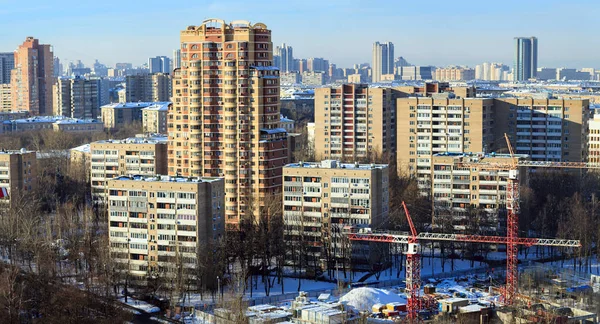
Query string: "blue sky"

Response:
xmin=0 ymin=0 xmax=598 ymax=69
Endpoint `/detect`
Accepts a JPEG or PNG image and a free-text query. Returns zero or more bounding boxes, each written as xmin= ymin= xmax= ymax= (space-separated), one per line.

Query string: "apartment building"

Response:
xmin=434 ymin=67 xmax=476 ymax=81
xmin=0 ymin=84 xmax=11 ymax=112
xmin=315 ymin=84 xmax=398 ymax=162
xmin=53 ymin=76 xmax=100 ymax=119
xmin=125 ymin=73 xmax=172 ymax=103
xmin=282 ymin=160 xmax=389 ymax=269
xmin=430 ymin=153 xmax=528 ymax=233
xmin=2 ymin=116 xmax=103 ymax=133
xmin=101 ymin=102 xmax=170 ymax=130
xmin=90 ymin=136 xmax=168 ymax=202
xmin=107 ymin=175 xmax=224 ymax=281
xmin=396 ymin=97 xmax=495 ymax=187
xmin=0 ymin=149 xmax=37 ymax=205
xmin=589 ymin=114 xmax=600 ymax=165
xmin=10 ymin=37 xmax=54 ymax=115
xmin=301 ymin=71 xmax=325 ymax=86
xmin=142 ymin=102 xmax=170 ymax=134
xmin=493 ymin=98 xmax=589 ymax=162
xmin=171 ymin=19 xmax=288 ymax=227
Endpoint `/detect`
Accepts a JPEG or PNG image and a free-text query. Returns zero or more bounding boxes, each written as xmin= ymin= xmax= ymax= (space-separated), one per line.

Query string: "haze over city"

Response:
xmin=1 ymin=0 xmax=598 ymax=68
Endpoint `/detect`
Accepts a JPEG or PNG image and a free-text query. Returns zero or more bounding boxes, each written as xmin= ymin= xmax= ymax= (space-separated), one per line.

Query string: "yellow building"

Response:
xmin=0 ymin=149 xmax=37 ymax=205
xmin=283 ymin=160 xmax=389 ymax=268
xmin=142 ymin=102 xmax=170 ymax=134
xmin=107 ymin=175 xmax=224 ymax=281
xmin=90 ymin=136 xmax=168 ymax=202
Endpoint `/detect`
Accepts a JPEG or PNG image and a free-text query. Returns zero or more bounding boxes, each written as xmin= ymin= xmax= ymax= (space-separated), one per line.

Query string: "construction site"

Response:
xmin=190 ymin=135 xmax=600 ymax=323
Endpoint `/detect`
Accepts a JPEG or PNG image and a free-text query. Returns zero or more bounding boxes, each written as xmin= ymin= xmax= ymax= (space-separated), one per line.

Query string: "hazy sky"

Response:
xmin=1 ymin=0 xmax=598 ymax=69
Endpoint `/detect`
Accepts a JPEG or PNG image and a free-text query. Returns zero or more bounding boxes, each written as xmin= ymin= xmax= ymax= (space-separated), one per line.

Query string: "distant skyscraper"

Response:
xmin=0 ymin=53 xmax=15 ymax=84
xmin=53 ymin=56 xmax=62 ymax=77
xmin=372 ymin=41 xmax=394 ymax=83
xmin=10 ymin=37 xmax=54 ymax=115
xmin=514 ymin=37 xmax=538 ymax=81
xmin=274 ymin=43 xmax=293 ymax=72
xmin=173 ymin=49 xmax=181 ymax=69
xmin=148 ymin=56 xmax=171 ymax=74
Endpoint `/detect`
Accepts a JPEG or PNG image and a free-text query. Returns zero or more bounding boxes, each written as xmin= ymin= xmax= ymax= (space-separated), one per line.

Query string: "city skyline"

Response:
xmin=0 ymin=0 xmax=598 ymax=69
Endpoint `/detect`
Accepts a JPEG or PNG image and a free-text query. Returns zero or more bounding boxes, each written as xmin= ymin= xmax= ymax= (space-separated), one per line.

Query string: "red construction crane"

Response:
xmin=402 ymin=201 xmax=421 ymax=321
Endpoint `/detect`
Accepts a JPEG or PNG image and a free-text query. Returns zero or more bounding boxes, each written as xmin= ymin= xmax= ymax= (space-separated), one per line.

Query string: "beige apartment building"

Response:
xmin=493 ymin=98 xmax=589 ymax=162
xmin=0 ymin=150 xmax=37 ymax=205
xmin=107 ymin=175 xmax=224 ymax=281
xmin=171 ymin=19 xmax=289 ymax=227
xmin=124 ymin=73 xmax=172 ymax=103
xmin=90 ymin=136 xmax=168 ymax=202
xmin=396 ymin=97 xmax=496 ymax=187
xmin=10 ymin=37 xmax=54 ymax=115
xmin=589 ymin=113 xmax=600 ymax=165
xmin=0 ymin=84 xmax=11 ymax=112
xmin=101 ymin=102 xmax=169 ymax=130
xmin=434 ymin=67 xmax=476 ymax=81
xmin=282 ymin=160 xmax=389 ymax=269
xmin=430 ymin=153 xmax=528 ymax=233
xmin=142 ymin=102 xmax=170 ymax=134
xmin=315 ymin=84 xmax=398 ymax=162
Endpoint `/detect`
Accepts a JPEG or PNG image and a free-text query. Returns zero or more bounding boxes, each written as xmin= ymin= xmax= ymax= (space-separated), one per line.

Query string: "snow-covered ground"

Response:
xmin=118 ymin=296 xmax=161 ymax=313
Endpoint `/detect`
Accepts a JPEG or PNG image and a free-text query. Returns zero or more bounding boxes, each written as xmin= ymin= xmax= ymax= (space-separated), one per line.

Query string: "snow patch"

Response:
xmin=339 ymin=287 xmax=406 ymax=311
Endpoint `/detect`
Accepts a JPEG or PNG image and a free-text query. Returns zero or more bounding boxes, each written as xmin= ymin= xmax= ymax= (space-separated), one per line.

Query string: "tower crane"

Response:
xmin=348 ymin=132 xmax=594 ymax=319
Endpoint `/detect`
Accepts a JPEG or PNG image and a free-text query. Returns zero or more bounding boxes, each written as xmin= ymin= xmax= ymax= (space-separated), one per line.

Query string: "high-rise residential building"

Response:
xmin=90 ymin=136 xmax=168 ymax=202
xmin=275 ymin=43 xmax=294 ymax=72
xmin=0 ymin=84 xmax=11 ymax=112
xmin=514 ymin=37 xmax=538 ymax=81
xmin=115 ymin=63 xmax=133 ymax=70
xmin=142 ymin=102 xmax=170 ymax=134
xmin=10 ymin=37 xmax=54 ymax=115
xmin=0 ymin=150 xmax=37 ymax=205
xmin=106 ymin=175 xmax=224 ymax=282
xmin=53 ymin=76 xmax=100 ymax=119
xmin=372 ymin=41 xmax=394 ymax=83
xmin=171 ymin=19 xmax=288 ymax=227
xmin=315 ymin=84 xmax=398 ymax=161
xmin=306 ymin=57 xmax=329 ymax=73
xmin=125 ymin=73 xmax=171 ymax=103
xmin=0 ymin=53 xmax=15 ymax=84
xmin=173 ymin=49 xmax=181 ymax=70
xmin=53 ymin=57 xmax=62 ymax=78
xmin=100 ymin=101 xmax=170 ymax=130
xmin=398 ymin=66 xmax=433 ymax=81
xmin=148 ymin=56 xmax=171 ymax=74
xmin=396 ymin=97 xmax=496 ymax=186
xmin=282 ymin=160 xmax=389 ymax=269
xmin=434 ymin=67 xmax=475 ymax=81
xmin=430 ymin=153 xmax=529 ymax=233
xmin=494 ymin=98 xmax=588 ymax=162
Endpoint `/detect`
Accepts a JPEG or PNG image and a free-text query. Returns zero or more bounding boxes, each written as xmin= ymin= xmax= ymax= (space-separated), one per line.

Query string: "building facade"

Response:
xmin=589 ymin=113 xmax=600 ymax=165
xmin=0 ymin=150 xmax=37 ymax=205
xmin=396 ymin=97 xmax=496 ymax=187
xmin=315 ymin=84 xmax=398 ymax=162
xmin=372 ymin=42 xmax=394 ymax=83
xmin=0 ymin=84 xmax=11 ymax=112
xmin=53 ymin=76 xmax=100 ymax=119
xmin=0 ymin=53 xmax=15 ymax=84
xmin=301 ymin=71 xmax=325 ymax=85
xmin=125 ymin=73 xmax=171 ymax=103
xmin=148 ymin=56 xmax=171 ymax=74
xmin=101 ymin=102 xmax=169 ymax=130
xmin=107 ymin=175 xmax=224 ymax=281
xmin=171 ymin=19 xmax=288 ymax=227
xmin=430 ymin=153 xmax=529 ymax=233
xmin=142 ymin=102 xmax=170 ymax=134
xmin=434 ymin=67 xmax=475 ymax=81
xmin=282 ymin=160 xmax=389 ymax=269
xmin=90 ymin=136 xmax=168 ymax=202
xmin=10 ymin=37 xmax=54 ymax=115
xmin=2 ymin=116 xmax=102 ymax=133
xmin=275 ymin=43 xmax=294 ymax=72
xmin=514 ymin=37 xmax=538 ymax=81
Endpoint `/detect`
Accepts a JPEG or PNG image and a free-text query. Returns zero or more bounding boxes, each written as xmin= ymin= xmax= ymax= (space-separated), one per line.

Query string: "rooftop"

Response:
xmin=92 ymin=135 xmax=167 ymax=145
xmin=285 ymin=160 xmax=388 ymax=170
xmin=4 ymin=116 xmax=101 ymax=124
xmin=111 ymin=175 xmax=221 ymax=183
xmin=434 ymin=152 xmax=530 ymax=160
xmin=101 ymin=102 xmax=171 ymax=109
xmin=70 ymin=144 xmax=90 ymax=154
xmin=0 ymin=148 xmax=35 ymax=155
xmin=141 ymin=102 xmax=171 ymax=111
